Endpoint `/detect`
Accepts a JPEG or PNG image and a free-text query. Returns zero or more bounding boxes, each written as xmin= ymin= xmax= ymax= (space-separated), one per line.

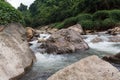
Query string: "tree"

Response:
xmin=18 ymin=3 xmax=27 ymax=12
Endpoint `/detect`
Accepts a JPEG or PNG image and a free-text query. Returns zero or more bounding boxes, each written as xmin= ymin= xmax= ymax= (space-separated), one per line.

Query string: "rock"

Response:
xmin=68 ymin=24 xmax=84 ymax=34
xmin=26 ymin=27 xmax=36 ymax=41
xmin=108 ymin=36 xmax=120 ymax=42
xmin=0 ymin=23 xmax=36 ymax=80
xmin=38 ymin=38 xmax=47 ymax=43
xmin=47 ymin=28 xmax=58 ymax=34
xmin=91 ymin=37 xmax=103 ymax=43
xmin=85 ymin=30 xmax=95 ymax=34
xmin=0 ymin=25 xmax=5 ymax=32
xmin=107 ymin=27 xmax=120 ymax=35
xmin=103 ymin=52 xmax=120 ymax=64
xmin=40 ymin=28 xmax=89 ymax=54
xmin=48 ymin=55 xmax=120 ymax=80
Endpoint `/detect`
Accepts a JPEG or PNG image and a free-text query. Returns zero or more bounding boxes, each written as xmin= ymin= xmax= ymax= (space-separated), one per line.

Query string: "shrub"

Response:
xmin=93 ymin=20 xmax=102 ymax=30
xmin=0 ymin=1 xmax=24 ymax=25
xmin=102 ymin=18 xmax=116 ymax=29
xmin=108 ymin=10 xmax=120 ymax=21
xmin=78 ymin=20 xmax=94 ymax=30
xmin=76 ymin=13 xmax=92 ymax=22
xmin=93 ymin=10 xmax=109 ymax=20
xmin=63 ymin=17 xmax=77 ymax=28
xmin=51 ymin=17 xmax=77 ymax=29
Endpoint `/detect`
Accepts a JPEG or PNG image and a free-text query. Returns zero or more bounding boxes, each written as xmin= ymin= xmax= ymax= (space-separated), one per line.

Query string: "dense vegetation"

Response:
xmin=0 ymin=0 xmax=24 ymax=25
xmin=18 ymin=0 xmax=120 ymax=30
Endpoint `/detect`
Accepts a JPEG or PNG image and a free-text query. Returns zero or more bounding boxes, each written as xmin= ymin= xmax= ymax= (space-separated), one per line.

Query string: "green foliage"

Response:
xmin=28 ymin=0 xmax=120 ymax=28
xmin=93 ymin=10 xmax=109 ymax=20
xmin=0 ymin=0 xmax=24 ymax=25
xmin=53 ymin=10 xmax=120 ymax=30
xmin=52 ymin=17 xmax=77 ymax=29
xmin=18 ymin=3 xmax=27 ymax=12
xmin=79 ymin=20 xmax=94 ymax=30
xmin=102 ymin=18 xmax=116 ymax=29
xmin=108 ymin=10 xmax=120 ymax=21
xmin=77 ymin=14 xmax=92 ymax=22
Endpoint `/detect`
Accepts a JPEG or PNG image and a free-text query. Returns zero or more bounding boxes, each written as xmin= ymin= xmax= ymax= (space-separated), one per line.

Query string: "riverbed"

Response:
xmin=20 ymin=34 xmax=120 ymax=80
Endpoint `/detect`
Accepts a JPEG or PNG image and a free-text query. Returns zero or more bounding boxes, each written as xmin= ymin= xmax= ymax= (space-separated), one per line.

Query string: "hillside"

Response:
xmin=0 ymin=0 xmax=24 ymax=25
xmin=18 ymin=0 xmax=120 ymax=30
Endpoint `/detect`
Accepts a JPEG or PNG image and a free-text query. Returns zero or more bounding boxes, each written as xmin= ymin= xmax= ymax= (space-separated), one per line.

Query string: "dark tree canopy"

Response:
xmin=18 ymin=0 xmax=120 ymax=30
xmin=18 ymin=3 xmax=27 ymax=12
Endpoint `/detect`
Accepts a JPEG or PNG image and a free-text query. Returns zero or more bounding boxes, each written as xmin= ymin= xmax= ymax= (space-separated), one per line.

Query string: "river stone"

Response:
xmin=68 ymin=24 xmax=84 ymax=34
xmin=48 ymin=55 xmax=120 ymax=80
xmin=103 ymin=52 xmax=120 ymax=64
xmin=40 ymin=27 xmax=89 ymax=54
xmin=91 ymin=37 xmax=103 ymax=43
xmin=0 ymin=23 xmax=36 ymax=80
xmin=108 ymin=35 xmax=120 ymax=42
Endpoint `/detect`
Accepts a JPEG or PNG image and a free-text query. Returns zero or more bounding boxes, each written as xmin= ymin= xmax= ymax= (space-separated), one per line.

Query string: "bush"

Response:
xmin=51 ymin=17 xmax=77 ymax=29
xmin=93 ymin=10 xmax=109 ymax=20
xmin=93 ymin=20 xmax=102 ymax=30
xmin=102 ymin=18 xmax=116 ymax=29
xmin=76 ymin=13 xmax=92 ymax=22
xmin=0 ymin=1 xmax=24 ymax=25
xmin=79 ymin=20 xmax=94 ymax=30
xmin=108 ymin=10 xmax=120 ymax=21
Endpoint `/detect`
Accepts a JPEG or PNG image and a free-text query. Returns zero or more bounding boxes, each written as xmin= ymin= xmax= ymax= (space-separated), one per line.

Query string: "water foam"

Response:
xmin=84 ymin=34 xmax=120 ymax=54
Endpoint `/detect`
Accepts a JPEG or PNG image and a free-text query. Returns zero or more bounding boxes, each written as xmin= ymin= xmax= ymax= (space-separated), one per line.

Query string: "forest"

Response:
xmin=1 ymin=0 xmax=120 ymax=30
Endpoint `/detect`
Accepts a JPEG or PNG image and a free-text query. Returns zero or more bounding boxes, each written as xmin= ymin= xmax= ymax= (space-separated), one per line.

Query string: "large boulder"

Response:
xmin=48 ymin=55 xmax=120 ymax=80
xmin=103 ymin=52 xmax=120 ymax=64
xmin=0 ymin=23 xmax=36 ymax=80
xmin=40 ymin=28 xmax=89 ymax=54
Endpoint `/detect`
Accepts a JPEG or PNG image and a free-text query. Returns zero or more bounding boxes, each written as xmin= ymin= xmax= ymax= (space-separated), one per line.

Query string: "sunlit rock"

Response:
xmin=26 ymin=27 xmax=36 ymax=41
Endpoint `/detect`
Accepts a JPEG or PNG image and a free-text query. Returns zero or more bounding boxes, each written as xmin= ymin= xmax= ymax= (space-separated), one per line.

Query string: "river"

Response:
xmin=20 ymin=33 xmax=120 ymax=80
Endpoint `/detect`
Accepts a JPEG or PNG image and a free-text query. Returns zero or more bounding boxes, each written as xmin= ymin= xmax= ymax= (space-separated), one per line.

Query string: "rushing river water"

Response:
xmin=20 ymin=33 xmax=120 ymax=80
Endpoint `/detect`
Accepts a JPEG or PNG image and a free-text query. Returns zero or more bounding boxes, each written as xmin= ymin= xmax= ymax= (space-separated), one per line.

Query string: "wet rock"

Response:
xmin=40 ymin=27 xmax=89 ymax=54
xmin=108 ymin=36 xmax=120 ymax=42
xmin=107 ymin=27 xmax=120 ymax=35
xmin=0 ymin=23 xmax=36 ymax=80
xmin=38 ymin=38 xmax=47 ymax=43
xmin=103 ymin=52 xmax=120 ymax=64
xmin=91 ymin=37 xmax=103 ymax=43
xmin=48 ymin=55 xmax=120 ymax=80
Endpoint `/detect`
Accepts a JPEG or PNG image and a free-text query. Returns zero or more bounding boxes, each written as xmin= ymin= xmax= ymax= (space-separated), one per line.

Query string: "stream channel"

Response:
xmin=20 ymin=33 xmax=120 ymax=80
